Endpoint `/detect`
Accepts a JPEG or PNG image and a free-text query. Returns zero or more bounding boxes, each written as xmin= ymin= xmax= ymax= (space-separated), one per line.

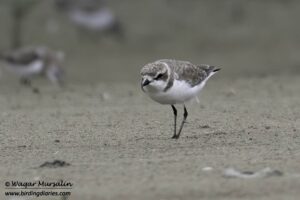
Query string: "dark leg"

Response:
xmin=20 ymin=78 xmax=40 ymax=94
xmin=171 ymin=105 xmax=177 ymax=139
xmin=20 ymin=77 xmax=31 ymax=86
xmin=174 ymin=105 xmax=188 ymax=139
xmin=31 ymin=87 xmax=40 ymax=94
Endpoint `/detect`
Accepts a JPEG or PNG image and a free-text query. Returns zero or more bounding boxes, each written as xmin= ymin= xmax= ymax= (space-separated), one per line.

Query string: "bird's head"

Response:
xmin=140 ymin=61 xmax=169 ymax=93
xmin=43 ymin=50 xmax=66 ymax=87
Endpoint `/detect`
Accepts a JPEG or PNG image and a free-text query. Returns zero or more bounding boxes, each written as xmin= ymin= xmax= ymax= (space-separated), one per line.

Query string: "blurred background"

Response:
xmin=0 ymin=0 xmax=299 ymax=84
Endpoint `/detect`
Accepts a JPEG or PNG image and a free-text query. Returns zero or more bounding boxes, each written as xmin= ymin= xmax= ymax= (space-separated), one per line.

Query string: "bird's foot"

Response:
xmin=20 ymin=78 xmax=31 ymax=86
xmin=171 ymin=134 xmax=179 ymax=139
xmin=32 ymin=87 xmax=40 ymax=94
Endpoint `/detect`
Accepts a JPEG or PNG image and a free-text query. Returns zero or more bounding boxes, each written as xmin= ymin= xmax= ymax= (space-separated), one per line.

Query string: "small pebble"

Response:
xmin=101 ymin=92 xmax=111 ymax=101
xmin=226 ymin=88 xmax=236 ymax=97
xmin=224 ymin=167 xmax=283 ymax=179
xmin=39 ymin=160 xmax=70 ymax=168
xmin=202 ymin=167 xmax=213 ymax=171
xmin=200 ymin=125 xmax=210 ymax=129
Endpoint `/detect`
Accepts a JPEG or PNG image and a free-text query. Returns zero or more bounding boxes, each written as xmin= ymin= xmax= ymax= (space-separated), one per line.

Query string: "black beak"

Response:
xmin=141 ymin=79 xmax=151 ymax=92
xmin=142 ymin=79 xmax=151 ymax=87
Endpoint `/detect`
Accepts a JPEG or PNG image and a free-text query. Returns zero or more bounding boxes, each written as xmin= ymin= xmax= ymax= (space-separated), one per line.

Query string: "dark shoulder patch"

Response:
xmin=5 ymin=51 xmax=39 ymax=66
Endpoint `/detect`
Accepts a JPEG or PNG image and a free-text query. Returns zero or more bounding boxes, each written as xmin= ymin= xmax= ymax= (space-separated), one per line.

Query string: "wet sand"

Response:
xmin=1 ymin=1 xmax=300 ymax=199
xmin=0 ymin=75 xmax=299 ymax=200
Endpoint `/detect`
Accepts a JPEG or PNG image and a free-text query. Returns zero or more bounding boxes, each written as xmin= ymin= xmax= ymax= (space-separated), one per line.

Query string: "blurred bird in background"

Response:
xmin=54 ymin=0 xmax=123 ymax=39
xmin=0 ymin=46 xmax=65 ymax=93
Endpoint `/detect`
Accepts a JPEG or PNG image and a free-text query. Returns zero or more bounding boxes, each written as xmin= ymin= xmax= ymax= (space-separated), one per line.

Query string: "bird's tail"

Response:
xmin=208 ymin=66 xmax=221 ymax=74
xmin=199 ymin=65 xmax=221 ymax=75
xmin=212 ymin=67 xmax=221 ymax=73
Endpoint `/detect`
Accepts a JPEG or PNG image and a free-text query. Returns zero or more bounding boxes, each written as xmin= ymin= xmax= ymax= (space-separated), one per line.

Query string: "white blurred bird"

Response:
xmin=55 ymin=0 xmax=123 ymax=37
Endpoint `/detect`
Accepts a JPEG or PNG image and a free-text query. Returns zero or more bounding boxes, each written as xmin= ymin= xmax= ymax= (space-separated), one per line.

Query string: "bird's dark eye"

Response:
xmin=155 ymin=73 xmax=164 ymax=80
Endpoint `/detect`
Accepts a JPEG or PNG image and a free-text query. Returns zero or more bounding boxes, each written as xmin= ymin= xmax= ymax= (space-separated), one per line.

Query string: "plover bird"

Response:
xmin=0 ymin=46 xmax=65 ymax=92
xmin=55 ymin=0 xmax=123 ymax=37
xmin=141 ymin=59 xmax=220 ymax=139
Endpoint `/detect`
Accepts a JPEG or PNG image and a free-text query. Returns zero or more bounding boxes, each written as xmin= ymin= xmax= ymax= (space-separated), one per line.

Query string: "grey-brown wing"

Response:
xmin=157 ymin=59 xmax=219 ymax=87
xmin=4 ymin=50 xmax=39 ymax=66
xmin=173 ymin=62 xmax=210 ymax=87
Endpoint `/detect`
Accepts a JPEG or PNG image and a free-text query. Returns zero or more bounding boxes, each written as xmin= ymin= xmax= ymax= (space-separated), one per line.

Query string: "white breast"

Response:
xmin=5 ymin=60 xmax=44 ymax=77
xmin=147 ymin=79 xmax=207 ymax=105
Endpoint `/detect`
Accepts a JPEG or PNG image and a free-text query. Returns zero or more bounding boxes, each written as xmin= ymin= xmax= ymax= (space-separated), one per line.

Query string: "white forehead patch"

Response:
xmin=142 ymin=75 xmax=153 ymax=80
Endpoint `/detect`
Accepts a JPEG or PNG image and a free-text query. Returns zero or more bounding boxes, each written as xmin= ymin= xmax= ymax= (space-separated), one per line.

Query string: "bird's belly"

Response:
xmin=6 ymin=61 xmax=43 ymax=77
xmin=148 ymin=80 xmax=206 ymax=105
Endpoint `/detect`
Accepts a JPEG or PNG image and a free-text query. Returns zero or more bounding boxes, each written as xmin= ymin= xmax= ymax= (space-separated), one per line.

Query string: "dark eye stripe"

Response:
xmin=155 ymin=73 xmax=163 ymax=80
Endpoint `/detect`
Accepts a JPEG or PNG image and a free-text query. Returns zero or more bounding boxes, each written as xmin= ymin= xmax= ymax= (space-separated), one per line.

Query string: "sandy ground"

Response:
xmin=0 ymin=1 xmax=300 ymax=199
xmin=0 ymin=74 xmax=299 ymax=200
